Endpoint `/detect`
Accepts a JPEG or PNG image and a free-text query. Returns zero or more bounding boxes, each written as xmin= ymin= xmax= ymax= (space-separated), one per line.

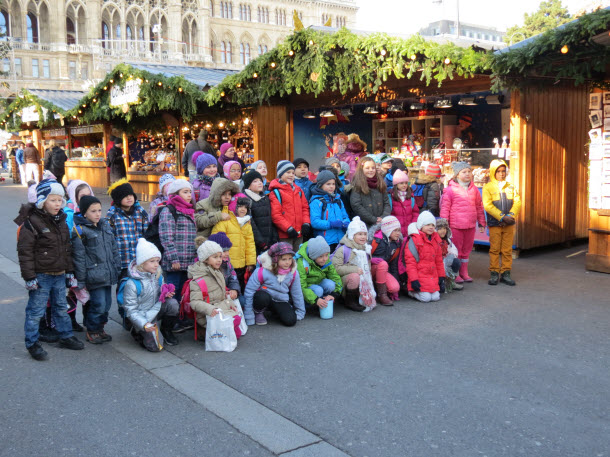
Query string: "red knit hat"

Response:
xmin=425 ymin=163 xmax=442 ymax=178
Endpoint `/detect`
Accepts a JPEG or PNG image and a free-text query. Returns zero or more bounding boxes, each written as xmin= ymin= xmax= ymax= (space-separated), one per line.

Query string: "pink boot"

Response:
xmin=459 ymin=261 xmax=473 ymax=282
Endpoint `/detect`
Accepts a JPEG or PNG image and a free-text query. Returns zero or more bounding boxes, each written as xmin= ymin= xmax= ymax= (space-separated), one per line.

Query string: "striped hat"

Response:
xmin=36 ymin=179 xmax=66 ymax=209
xmin=425 ymin=163 xmax=442 ymax=178
xmin=276 ymin=160 xmax=295 ymax=180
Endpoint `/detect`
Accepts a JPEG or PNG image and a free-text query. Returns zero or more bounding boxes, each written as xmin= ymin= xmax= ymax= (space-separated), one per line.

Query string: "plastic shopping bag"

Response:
xmin=232 ymin=298 xmax=248 ymax=336
xmin=359 ymin=276 xmax=377 ymax=312
xmin=205 ymin=311 xmax=237 ymax=352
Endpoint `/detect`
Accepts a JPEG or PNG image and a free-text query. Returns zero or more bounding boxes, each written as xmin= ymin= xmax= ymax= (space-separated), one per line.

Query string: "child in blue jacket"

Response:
xmin=308 ymin=170 xmax=350 ymax=253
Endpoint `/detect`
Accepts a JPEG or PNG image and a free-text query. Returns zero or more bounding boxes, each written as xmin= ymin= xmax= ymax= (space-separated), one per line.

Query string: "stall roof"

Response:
xmin=26 ymin=89 xmax=86 ymax=112
xmin=127 ymin=63 xmax=236 ymax=89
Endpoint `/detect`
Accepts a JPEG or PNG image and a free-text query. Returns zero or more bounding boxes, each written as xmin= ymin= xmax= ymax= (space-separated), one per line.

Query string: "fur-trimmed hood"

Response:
xmin=435 ymin=217 xmax=452 ymax=240
xmin=207 ymin=178 xmax=239 ymax=208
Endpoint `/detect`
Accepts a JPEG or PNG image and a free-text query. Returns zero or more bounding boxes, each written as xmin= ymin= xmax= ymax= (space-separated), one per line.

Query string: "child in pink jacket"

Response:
xmin=440 ymin=162 xmax=486 ymax=283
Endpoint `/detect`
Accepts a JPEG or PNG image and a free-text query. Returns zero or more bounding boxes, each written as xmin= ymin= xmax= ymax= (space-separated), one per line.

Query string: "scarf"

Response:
xmin=366 ymin=176 xmax=378 ymax=189
xmin=278 ymin=267 xmax=292 ymax=275
xmin=236 ymin=215 xmax=251 ymax=227
xmin=199 ymin=174 xmax=215 ymax=186
xmin=168 ymin=194 xmax=194 ymax=216
xmin=397 ymin=190 xmax=407 ymax=202
xmin=457 ymin=179 xmax=470 ymax=189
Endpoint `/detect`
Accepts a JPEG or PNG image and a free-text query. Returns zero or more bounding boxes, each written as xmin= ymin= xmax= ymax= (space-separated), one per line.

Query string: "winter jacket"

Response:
xmin=331 ymin=234 xmax=370 ymax=280
xmin=391 ymin=194 xmax=420 ymax=237
xmin=211 ymin=211 xmax=256 ymax=269
xmin=268 ymin=179 xmax=311 ymax=239
xmin=15 ymin=148 xmax=24 ymax=165
xmin=148 ymin=192 xmax=168 ymax=223
xmin=483 ymin=159 xmax=522 ymax=227
xmin=23 ymin=144 xmax=40 ymax=164
xmin=440 ymin=180 xmax=486 ymax=230
xmin=295 ymin=242 xmax=342 ymax=305
xmin=122 ymin=261 xmax=164 ymax=331
xmin=412 ymin=174 xmax=442 ymax=216
xmin=195 ymin=178 xmax=239 ymax=239
xmin=405 ymin=231 xmax=445 ymax=293
xmin=349 ymin=186 xmax=391 ymax=227
xmin=243 ymin=251 xmax=305 ymax=325
xmin=244 ymin=189 xmax=278 ymax=253
xmin=371 ymin=230 xmax=401 ymax=282
xmin=222 ymin=259 xmax=241 ymax=292
xmin=308 ymin=186 xmax=350 ymax=246
xmin=106 ymin=145 xmax=127 ymax=183
xmin=182 ymin=138 xmax=216 ymax=176
xmin=71 ymin=215 xmax=121 ymax=290
xmin=15 ymin=204 xmax=73 ymax=281
xmin=294 ymin=177 xmax=313 ymax=201
xmin=44 ymin=146 xmax=68 ymax=176
xmin=188 ymin=261 xmax=236 ymax=327
xmin=192 ymin=175 xmax=215 ymax=202
xmin=106 ymin=202 xmax=149 ymax=269
xmin=158 ymin=204 xmax=197 ymax=271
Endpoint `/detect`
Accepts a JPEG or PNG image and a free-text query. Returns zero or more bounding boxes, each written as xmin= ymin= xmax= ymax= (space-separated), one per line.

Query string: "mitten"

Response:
xmin=287 ymin=227 xmax=299 ymax=238
xmin=410 ymin=280 xmax=421 ymax=292
xmin=329 ymin=220 xmax=343 ymax=229
xmin=25 ymin=279 xmax=39 ymax=291
xmin=65 ymin=273 xmax=78 ymax=288
xmin=439 ymin=277 xmax=446 ymax=293
xmin=301 ymin=223 xmax=312 ymax=238
xmin=342 ymin=222 xmax=349 ymax=229
xmin=451 ymin=258 xmax=461 ymax=274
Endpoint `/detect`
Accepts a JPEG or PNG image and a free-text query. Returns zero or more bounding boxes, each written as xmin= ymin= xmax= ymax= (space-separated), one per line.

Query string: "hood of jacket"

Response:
xmin=127 ymin=259 xmax=162 ymax=282
xmin=207 ymin=178 xmax=239 ymax=208
xmin=407 ymin=222 xmax=419 ymax=237
xmin=268 ymin=178 xmax=295 ymax=192
xmin=187 ymin=260 xmax=220 ymax=279
xmin=309 ymin=184 xmax=338 ymax=201
xmin=14 ymin=203 xmax=66 ymax=226
xmin=66 ymin=180 xmax=94 ymax=206
xmin=415 ymin=173 xmax=437 ymax=184
xmin=257 ymin=250 xmax=298 ymax=274
xmin=488 ymin=159 xmax=509 ymax=185
xmin=434 ymin=218 xmax=452 ymax=240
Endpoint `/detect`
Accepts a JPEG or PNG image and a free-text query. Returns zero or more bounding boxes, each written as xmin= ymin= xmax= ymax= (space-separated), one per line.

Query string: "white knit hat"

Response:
xmin=197 ymin=240 xmax=223 ymax=262
xmin=407 ymin=222 xmax=419 ymax=236
xmin=381 ymin=216 xmax=401 ymax=238
xmin=416 ymin=211 xmax=436 ymax=230
xmin=135 ymin=238 xmax=162 ymax=266
xmin=347 ymin=216 xmax=367 ymax=240
xmin=167 ymin=178 xmax=193 ymax=195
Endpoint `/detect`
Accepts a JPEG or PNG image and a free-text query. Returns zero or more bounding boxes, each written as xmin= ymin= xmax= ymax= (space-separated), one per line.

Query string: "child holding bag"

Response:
xmin=331 ymin=216 xmax=376 ymax=312
xmin=243 ymin=242 xmax=305 ymax=327
xmin=349 ymin=156 xmax=391 ymax=228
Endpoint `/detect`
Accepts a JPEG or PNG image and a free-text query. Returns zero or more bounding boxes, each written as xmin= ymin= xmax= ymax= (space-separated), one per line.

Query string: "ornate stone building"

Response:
xmin=0 ymin=0 xmax=358 ymax=93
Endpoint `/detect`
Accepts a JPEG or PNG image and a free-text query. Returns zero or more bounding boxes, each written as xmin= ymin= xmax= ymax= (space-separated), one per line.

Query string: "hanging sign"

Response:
xmin=110 ymin=79 xmax=141 ymax=107
xmin=21 ymin=106 xmax=48 ymax=123
xmin=70 ymin=124 xmax=104 ymax=135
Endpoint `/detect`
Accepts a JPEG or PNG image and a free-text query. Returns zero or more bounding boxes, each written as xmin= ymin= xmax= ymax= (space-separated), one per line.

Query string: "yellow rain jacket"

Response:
xmin=482 ymin=159 xmax=522 ymax=227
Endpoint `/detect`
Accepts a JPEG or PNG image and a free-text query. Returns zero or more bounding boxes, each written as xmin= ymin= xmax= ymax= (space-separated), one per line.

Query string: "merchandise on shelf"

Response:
xmin=128 ymin=130 xmax=178 ymax=173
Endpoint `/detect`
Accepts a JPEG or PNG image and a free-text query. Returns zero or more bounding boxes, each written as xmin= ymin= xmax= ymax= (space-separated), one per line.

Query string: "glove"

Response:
xmin=451 ymin=258 xmax=461 ymax=274
xmin=342 ymin=222 xmax=349 ymax=230
xmin=25 ymin=279 xmax=39 ymax=291
xmin=410 ymin=280 xmax=421 ymax=292
xmin=287 ymin=227 xmax=299 ymax=239
xmin=301 ymin=223 xmax=312 ymax=238
xmin=66 ymin=273 xmax=78 ymax=289
xmin=329 ymin=220 xmax=343 ymax=229
xmin=439 ymin=277 xmax=446 ymax=293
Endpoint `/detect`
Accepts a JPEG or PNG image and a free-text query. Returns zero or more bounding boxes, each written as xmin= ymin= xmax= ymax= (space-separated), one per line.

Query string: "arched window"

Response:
xmin=27 ymin=12 xmax=38 ymax=43
xmin=247 ymin=6 xmax=251 ymax=21
xmin=220 ymin=41 xmax=226 ymax=63
xmin=210 ymin=0 xmax=214 ymax=17
xmin=126 ymin=25 xmax=133 ymax=41
xmin=0 ymin=10 xmax=9 ymax=38
xmin=66 ymin=17 xmax=76 ymax=44
xmin=115 ymin=24 xmax=121 ymax=39
xmin=226 ymin=41 xmax=232 ymax=63
xmin=265 ymin=8 xmax=269 ymax=23
xmin=228 ymin=2 xmax=232 ymax=18
xmin=245 ymin=43 xmax=250 ymax=64
xmin=102 ymin=21 xmax=109 ymax=48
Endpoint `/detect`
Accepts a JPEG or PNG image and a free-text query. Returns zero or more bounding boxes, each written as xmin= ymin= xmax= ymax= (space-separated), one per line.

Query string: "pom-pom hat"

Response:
xmin=197 ymin=240 xmax=223 ymax=262
xmin=347 ymin=216 xmax=367 ymax=240
xmin=136 ymin=238 xmax=161 ymax=265
xmin=207 ymin=232 xmax=233 ymax=251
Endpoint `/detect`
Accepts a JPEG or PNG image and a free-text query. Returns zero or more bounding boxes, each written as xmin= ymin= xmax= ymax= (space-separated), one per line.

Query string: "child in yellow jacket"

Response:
xmin=482 ymin=159 xmax=522 ymax=286
xmin=212 ymin=196 xmax=256 ymax=292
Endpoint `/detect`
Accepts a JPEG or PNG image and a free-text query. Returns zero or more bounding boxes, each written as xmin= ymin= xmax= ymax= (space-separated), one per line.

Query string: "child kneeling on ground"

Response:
xmin=295 ymin=236 xmax=342 ymax=315
xmin=188 ymin=240 xmax=242 ymax=341
xmin=122 ymin=239 xmax=180 ymax=350
xmin=244 ymin=242 xmax=305 ymax=326
xmin=371 ymin=216 xmax=403 ymax=305
xmin=405 ymin=212 xmax=446 ymax=303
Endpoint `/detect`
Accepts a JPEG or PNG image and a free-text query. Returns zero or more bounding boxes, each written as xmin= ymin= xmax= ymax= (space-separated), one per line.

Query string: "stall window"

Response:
xmin=14 ymin=57 xmax=21 ymax=76
xmin=81 ymin=62 xmax=88 ymax=79
xmin=31 ymin=58 xmax=39 ymax=78
xmin=68 ymin=60 xmax=76 ymax=79
xmin=42 ymin=59 xmax=49 ymax=78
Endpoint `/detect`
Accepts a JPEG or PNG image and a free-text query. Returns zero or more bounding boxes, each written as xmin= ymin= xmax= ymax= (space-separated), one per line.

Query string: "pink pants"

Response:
xmin=343 ymin=273 xmax=360 ymax=290
xmin=371 ymin=261 xmax=400 ymax=293
xmin=451 ymin=227 xmax=476 ymax=260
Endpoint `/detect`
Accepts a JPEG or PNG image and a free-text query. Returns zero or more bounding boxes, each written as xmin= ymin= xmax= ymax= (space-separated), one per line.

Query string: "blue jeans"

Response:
xmin=85 ymin=286 xmax=112 ymax=332
xmin=308 ymin=278 xmax=336 ymax=298
xmin=25 ymin=274 xmax=73 ymax=348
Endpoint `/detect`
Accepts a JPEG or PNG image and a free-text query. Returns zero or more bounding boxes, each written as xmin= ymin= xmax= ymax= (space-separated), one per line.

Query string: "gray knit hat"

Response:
xmin=325 ymin=157 xmax=340 ymax=167
xmin=307 ymin=236 xmax=330 ymax=261
xmin=316 ymin=169 xmax=336 ymax=186
xmin=452 ymin=161 xmax=471 ymax=176
xmin=339 ymin=161 xmax=350 ymax=176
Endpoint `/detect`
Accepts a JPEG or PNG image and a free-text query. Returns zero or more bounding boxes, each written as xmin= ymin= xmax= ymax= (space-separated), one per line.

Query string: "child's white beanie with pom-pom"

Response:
xmin=197 ymin=240 xmax=223 ymax=262
xmin=347 ymin=216 xmax=368 ymax=240
xmin=136 ymin=238 xmax=162 ymax=266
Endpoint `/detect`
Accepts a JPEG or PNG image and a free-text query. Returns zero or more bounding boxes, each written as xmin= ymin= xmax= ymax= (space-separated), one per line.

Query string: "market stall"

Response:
xmin=64 ymin=124 xmax=108 ymax=188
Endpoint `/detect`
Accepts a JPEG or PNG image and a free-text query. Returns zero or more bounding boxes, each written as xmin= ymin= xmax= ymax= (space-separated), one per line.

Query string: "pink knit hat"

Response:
xmin=220 ymin=142 xmax=234 ymax=155
xmin=392 ymin=169 xmax=409 ymax=185
xmin=223 ymin=160 xmax=241 ymax=178
xmin=426 ymin=163 xmax=442 ymax=178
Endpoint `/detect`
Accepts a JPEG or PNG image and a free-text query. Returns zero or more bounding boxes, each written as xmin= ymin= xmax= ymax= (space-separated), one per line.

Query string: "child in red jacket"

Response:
xmin=405 ymin=211 xmax=446 ymax=303
xmin=269 ymin=160 xmax=312 ymax=251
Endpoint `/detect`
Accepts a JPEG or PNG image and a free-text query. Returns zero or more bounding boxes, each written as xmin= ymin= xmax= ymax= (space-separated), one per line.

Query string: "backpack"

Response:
xmin=309 ymin=196 xmax=329 ymax=222
xmin=143 ymin=203 xmax=179 ymax=254
xmin=179 ymin=277 xmax=209 ymax=341
xmin=116 ymin=275 xmax=164 ymax=329
xmin=329 ymin=244 xmax=352 ymax=264
xmin=412 ymin=184 xmax=426 ymax=210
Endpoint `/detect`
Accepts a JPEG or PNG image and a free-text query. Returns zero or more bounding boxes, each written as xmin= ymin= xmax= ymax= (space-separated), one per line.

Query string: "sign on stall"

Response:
xmin=70 ymin=124 xmax=104 ymax=135
xmin=110 ymin=80 xmax=142 ymax=107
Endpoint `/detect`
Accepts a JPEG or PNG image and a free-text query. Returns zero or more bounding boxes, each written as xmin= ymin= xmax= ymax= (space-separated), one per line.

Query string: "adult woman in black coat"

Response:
xmin=106 ymin=141 xmax=127 ymax=183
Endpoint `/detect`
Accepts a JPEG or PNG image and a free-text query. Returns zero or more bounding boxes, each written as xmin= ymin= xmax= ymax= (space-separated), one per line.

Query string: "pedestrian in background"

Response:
xmin=23 ymin=140 xmax=40 ymax=184
xmin=43 ymin=140 xmax=68 ymax=186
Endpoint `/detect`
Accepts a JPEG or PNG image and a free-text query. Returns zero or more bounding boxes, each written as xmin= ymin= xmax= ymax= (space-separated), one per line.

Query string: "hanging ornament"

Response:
xmin=310 ymin=72 xmax=320 ymax=82
xmin=122 ymin=103 xmax=129 ymax=114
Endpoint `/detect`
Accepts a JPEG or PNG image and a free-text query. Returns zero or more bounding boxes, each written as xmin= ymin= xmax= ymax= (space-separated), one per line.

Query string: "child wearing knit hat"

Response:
xmin=295 ymin=236 xmax=342 ymax=314
xmin=404 ymin=211 xmax=446 ymax=303
xmin=243 ymin=169 xmax=279 ymax=254
xmin=192 ymin=152 xmax=218 ymax=202
xmin=248 ymin=160 xmax=269 ymax=191
xmin=148 ymin=173 xmax=176 ymax=222
xmin=207 ymin=232 xmax=242 ymax=300
xmin=293 ymin=158 xmax=313 ymax=201
xmin=391 ymin=169 xmax=419 ymax=237
xmin=269 ymin=160 xmax=312 ymax=251
xmin=243 ymin=242 xmax=305 ymax=326
xmin=187 ymin=240 xmax=243 ymax=342
xmin=224 ymin=160 xmax=244 ymax=191
xmin=122 ymin=238 xmax=180 ymax=350
xmin=16 ymin=179 xmax=84 ymax=360
xmin=370 ymin=216 xmax=403 ymax=305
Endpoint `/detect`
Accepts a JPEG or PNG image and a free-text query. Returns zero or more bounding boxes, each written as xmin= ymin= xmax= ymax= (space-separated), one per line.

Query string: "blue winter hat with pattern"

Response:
xmin=276 ymin=160 xmax=295 ymax=180
xmin=158 ymin=173 xmax=176 ymax=192
xmin=36 ymin=179 xmax=66 ymax=209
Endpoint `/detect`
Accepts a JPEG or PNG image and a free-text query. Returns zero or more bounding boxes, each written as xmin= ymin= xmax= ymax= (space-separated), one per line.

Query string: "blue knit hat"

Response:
xmin=36 ymin=179 xmax=66 ymax=209
xmin=158 ymin=173 xmax=175 ymax=192
xmin=207 ymin=232 xmax=233 ymax=251
xmin=196 ymin=153 xmax=218 ymax=174
xmin=276 ymin=160 xmax=295 ymax=180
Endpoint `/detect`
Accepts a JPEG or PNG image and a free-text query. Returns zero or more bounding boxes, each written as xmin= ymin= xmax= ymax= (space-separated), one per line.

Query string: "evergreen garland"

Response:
xmin=2 ymin=89 xmax=67 ymax=130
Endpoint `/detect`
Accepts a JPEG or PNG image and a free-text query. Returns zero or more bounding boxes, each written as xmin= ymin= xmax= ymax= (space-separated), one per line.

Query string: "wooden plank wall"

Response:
xmin=510 ymin=86 xmax=589 ymax=250
xmin=253 ymin=105 xmax=289 ymax=180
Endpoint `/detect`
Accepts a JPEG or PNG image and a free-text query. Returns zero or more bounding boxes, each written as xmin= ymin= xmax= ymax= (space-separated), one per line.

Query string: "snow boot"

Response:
xmin=344 ymin=288 xmax=365 ymax=312
xmin=500 ymin=271 xmax=516 ymax=286
xmin=488 ymin=271 xmax=499 ymax=286
xmin=375 ymin=283 xmax=394 ymax=306
xmin=459 ymin=261 xmax=473 ymax=282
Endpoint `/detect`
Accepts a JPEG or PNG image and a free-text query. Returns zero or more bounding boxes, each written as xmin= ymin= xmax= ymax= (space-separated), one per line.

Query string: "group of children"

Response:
xmin=16 ymin=144 xmax=521 ymax=361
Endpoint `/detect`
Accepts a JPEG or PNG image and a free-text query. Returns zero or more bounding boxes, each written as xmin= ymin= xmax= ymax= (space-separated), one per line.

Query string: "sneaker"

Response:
xmin=100 ymin=330 xmax=112 ymax=342
xmin=254 ymin=312 xmax=267 ymax=326
xmin=161 ymin=328 xmax=179 ymax=346
xmin=86 ymin=331 xmax=104 ymax=344
xmin=58 ymin=336 xmax=85 ymax=350
xmin=38 ymin=327 xmax=60 ymax=343
xmin=172 ymin=319 xmax=194 ymax=334
xmin=500 ymin=271 xmax=516 ymax=286
xmin=452 ymin=281 xmax=464 ymax=291
xmin=28 ymin=342 xmax=48 ymax=361
xmin=488 ymin=271 xmax=500 ymax=286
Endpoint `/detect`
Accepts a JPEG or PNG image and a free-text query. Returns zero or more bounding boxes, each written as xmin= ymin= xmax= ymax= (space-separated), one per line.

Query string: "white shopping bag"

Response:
xmin=232 ymin=298 xmax=248 ymax=336
xmin=205 ymin=311 xmax=237 ymax=352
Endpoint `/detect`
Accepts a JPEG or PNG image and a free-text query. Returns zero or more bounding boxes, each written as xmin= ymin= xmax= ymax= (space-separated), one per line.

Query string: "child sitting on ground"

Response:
xmin=206 ymin=232 xmax=242 ymax=302
xmin=192 ymin=152 xmax=219 ymax=202
xmin=295 ymin=236 xmax=342 ymax=315
xmin=188 ymin=240 xmax=242 ymax=341
xmin=370 ymin=216 xmax=403 ymax=305
xmin=148 ymin=173 xmax=175 ymax=222
xmin=195 ymin=178 xmax=239 ymax=239
xmin=122 ymin=238 xmax=180 ymax=350
xmin=434 ymin=218 xmax=463 ymax=292
xmin=243 ymin=242 xmax=305 ymax=327
xmin=71 ymin=196 xmax=122 ymax=344
xmin=331 ymin=216 xmax=377 ymax=312
xmin=405 ymin=211 xmax=446 ymax=303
